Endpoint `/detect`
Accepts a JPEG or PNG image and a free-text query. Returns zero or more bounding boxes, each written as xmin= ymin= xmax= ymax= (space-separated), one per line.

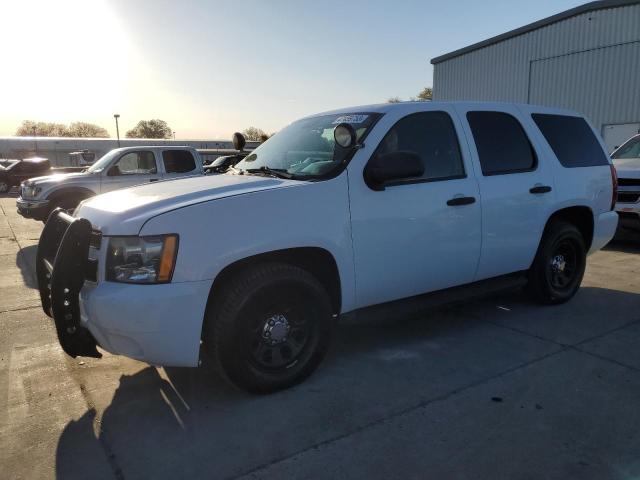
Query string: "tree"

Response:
xmin=125 ymin=119 xmax=173 ymax=139
xmin=67 ymin=122 xmax=109 ymax=138
xmin=242 ymin=127 xmax=268 ymax=142
xmin=16 ymin=120 xmax=68 ymax=137
xmin=415 ymin=87 xmax=433 ymax=101
xmin=386 ymin=87 xmax=433 ymax=104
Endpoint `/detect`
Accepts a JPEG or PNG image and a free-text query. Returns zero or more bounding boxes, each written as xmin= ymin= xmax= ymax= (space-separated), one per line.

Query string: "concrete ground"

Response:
xmin=1 ymin=193 xmax=639 ymax=480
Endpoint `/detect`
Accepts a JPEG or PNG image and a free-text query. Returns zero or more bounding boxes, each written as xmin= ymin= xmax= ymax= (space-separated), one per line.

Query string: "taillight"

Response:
xmin=610 ymin=164 xmax=618 ymax=211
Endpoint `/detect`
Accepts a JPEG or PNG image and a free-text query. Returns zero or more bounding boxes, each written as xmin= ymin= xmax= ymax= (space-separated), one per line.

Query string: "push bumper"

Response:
xmin=17 ymin=197 xmax=50 ymax=221
xmin=36 ymin=209 xmax=101 ymax=358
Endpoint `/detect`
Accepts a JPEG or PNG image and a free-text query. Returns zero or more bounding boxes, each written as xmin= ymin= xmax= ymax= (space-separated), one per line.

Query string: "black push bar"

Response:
xmin=36 ymin=208 xmax=101 ymax=358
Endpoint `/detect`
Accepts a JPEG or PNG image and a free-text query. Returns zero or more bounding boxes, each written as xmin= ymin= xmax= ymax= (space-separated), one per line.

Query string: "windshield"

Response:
xmin=612 ymin=135 xmax=640 ymax=160
xmin=234 ymin=112 xmax=381 ymax=178
xmin=87 ymin=149 xmax=120 ymax=173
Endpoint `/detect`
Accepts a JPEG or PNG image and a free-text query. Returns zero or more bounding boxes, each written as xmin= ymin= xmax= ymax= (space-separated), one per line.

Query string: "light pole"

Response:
xmin=173 ymin=131 xmax=176 ymax=141
xmin=32 ymin=126 xmax=38 ymax=154
xmin=113 ymin=114 xmax=121 ymax=147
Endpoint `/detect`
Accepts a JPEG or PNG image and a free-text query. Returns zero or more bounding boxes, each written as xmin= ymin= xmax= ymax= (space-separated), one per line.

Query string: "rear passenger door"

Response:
xmin=455 ymin=105 xmax=556 ymax=281
xmin=161 ymin=150 xmax=199 ymax=180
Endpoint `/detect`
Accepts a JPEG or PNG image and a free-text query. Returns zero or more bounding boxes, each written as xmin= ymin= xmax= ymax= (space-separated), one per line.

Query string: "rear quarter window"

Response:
xmin=163 ymin=150 xmax=196 ymax=173
xmin=532 ymin=114 xmax=609 ymax=168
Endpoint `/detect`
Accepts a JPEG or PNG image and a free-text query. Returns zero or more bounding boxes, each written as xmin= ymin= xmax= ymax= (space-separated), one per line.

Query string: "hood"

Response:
xmin=76 ymin=173 xmax=305 ymax=235
xmin=613 ymin=158 xmax=640 ymax=179
xmin=26 ymin=171 xmax=90 ymax=185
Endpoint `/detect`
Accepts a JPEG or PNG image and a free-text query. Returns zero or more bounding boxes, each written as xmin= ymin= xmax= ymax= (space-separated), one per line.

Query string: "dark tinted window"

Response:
xmin=372 ymin=111 xmax=465 ymax=182
xmin=163 ymin=150 xmax=196 ymax=173
xmin=532 ymin=114 xmax=609 ymax=167
xmin=467 ymin=111 xmax=536 ymax=175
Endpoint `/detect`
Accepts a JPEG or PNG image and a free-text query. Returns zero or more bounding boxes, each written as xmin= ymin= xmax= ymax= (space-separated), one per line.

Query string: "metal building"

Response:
xmin=431 ymin=0 xmax=640 ymax=151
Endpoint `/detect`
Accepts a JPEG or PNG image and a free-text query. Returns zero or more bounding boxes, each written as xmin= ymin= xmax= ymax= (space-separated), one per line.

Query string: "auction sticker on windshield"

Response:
xmin=332 ymin=114 xmax=369 ymax=124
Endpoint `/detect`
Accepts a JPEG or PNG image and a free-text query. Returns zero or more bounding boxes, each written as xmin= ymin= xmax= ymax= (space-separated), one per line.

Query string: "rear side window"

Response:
xmin=163 ymin=150 xmax=196 ymax=173
xmin=532 ymin=114 xmax=609 ymax=167
xmin=467 ymin=111 xmax=537 ymax=175
xmin=372 ymin=111 xmax=465 ymax=182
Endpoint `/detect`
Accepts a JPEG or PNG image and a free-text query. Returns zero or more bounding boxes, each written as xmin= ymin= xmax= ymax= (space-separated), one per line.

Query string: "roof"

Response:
xmin=431 ymin=0 xmax=640 ymax=64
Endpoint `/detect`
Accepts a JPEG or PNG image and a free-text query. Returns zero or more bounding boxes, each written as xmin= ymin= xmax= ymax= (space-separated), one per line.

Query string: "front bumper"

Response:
xmin=17 ymin=197 xmax=50 ymax=220
xmin=37 ymin=209 xmax=210 ymax=367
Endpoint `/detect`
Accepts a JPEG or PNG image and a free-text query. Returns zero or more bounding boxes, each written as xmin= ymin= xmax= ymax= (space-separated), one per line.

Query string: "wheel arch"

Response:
xmin=543 ymin=205 xmax=594 ymax=250
xmin=46 ymin=186 xmax=96 ymax=203
xmin=205 ymin=247 xmax=342 ymax=316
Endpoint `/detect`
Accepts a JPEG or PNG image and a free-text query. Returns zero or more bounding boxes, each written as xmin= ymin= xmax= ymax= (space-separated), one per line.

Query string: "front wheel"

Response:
xmin=203 ymin=262 xmax=335 ymax=393
xmin=526 ymin=221 xmax=586 ymax=304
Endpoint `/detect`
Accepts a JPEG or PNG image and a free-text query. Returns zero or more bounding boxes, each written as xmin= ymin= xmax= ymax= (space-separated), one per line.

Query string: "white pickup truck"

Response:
xmin=37 ymin=102 xmax=618 ymax=393
xmin=17 ymin=146 xmax=203 ymax=221
xmin=612 ymin=134 xmax=640 ymax=231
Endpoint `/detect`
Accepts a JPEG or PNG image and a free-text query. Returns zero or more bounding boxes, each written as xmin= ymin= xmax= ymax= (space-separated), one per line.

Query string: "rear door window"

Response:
xmin=466 ymin=111 xmax=537 ymax=175
xmin=162 ymin=150 xmax=196 ymax=173
xmin=532 ymin=114 xmax=610 ymax=167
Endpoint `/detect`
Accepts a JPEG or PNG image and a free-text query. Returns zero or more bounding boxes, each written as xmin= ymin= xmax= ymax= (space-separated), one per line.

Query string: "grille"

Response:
xmin=618 ymin=178 xmax=640 ymax=187
xmin=617 ymin=192 xmax=640 ymax=203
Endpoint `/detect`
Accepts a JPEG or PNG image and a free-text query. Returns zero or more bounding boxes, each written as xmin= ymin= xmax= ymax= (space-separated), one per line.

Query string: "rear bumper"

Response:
xmin=589 ymin=210 xmax=619 ymax=254
xmin=17 ymin=197 xmax=49 ymax=221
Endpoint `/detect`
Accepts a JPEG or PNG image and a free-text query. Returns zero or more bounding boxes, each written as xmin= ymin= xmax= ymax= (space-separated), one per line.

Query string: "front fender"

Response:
xmin=138 ymin=174 xmax=357 ymax=313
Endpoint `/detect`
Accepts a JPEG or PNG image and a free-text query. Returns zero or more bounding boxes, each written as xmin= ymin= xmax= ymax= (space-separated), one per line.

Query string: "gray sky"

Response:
xmin=1 ymin=0 xmax=585 ymax=139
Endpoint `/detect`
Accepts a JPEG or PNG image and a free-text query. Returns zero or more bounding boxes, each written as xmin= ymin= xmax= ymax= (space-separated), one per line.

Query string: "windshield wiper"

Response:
xmin=245 ymin=166 xmax=294 ymax=179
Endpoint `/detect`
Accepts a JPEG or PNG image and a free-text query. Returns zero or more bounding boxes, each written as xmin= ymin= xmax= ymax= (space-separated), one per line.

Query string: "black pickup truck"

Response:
xmin=0 ymin=157 xmax=85 ymax=193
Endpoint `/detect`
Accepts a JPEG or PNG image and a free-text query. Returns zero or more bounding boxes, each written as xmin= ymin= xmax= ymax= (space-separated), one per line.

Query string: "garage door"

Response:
xmin=529 ymin=41 xmax=640 ymax=144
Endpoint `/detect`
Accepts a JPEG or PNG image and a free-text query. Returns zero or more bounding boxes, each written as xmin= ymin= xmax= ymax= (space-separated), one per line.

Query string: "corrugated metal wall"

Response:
xmin=432 ymin=3 xmax=640 ymax=130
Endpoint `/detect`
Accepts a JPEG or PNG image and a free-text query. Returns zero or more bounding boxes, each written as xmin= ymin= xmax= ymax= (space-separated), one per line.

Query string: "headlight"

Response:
xmin=21 ymin=184 xmax=41 ymax=199
xmin=106 ymin=235 xmax=178 ymax=284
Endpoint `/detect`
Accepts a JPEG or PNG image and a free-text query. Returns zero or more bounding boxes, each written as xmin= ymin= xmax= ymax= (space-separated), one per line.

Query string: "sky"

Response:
xmin=0 ymin=0 xmax=586 ymax=139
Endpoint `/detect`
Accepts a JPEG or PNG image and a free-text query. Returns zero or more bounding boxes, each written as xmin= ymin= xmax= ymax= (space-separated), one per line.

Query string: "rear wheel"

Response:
xmin=526 ymin=221 xmax=586 ymax=304
xmin=203 ymin=262 xmax=335 ymax=393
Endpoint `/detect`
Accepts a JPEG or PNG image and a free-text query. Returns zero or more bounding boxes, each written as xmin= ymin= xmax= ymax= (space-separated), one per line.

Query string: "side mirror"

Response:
xmin=365 ymin=151 xmax=424 ymax=190
xmin=233 ymin=132 xmax=246 ymax=152
xmin=334 ymin=123 xmax=357 ymax=149
xmin=107 ymin=165 xmax=120 ymax=176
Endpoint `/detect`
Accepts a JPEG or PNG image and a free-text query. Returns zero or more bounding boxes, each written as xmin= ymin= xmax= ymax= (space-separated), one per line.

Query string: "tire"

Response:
xmin=203 ymin=262 xmax=335 ymax=393
xmin=526 ymin=220 xmax=586 ymax=305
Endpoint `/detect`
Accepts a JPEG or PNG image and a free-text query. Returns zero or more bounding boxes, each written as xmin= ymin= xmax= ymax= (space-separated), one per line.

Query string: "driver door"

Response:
xmin=100 ymin=150 xmax=161 ymax=193
xmin=348 ymin=109 xmax=482 ymax=307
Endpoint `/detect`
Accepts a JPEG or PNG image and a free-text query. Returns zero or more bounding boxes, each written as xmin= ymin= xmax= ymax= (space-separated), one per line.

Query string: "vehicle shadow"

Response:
xmin=54 ymin=285 xmax=640 ymax=479
xmin=16 ymin=244 xmax=39 ymax=289
xmin=605 ymin=228 xmax=640 ymax=253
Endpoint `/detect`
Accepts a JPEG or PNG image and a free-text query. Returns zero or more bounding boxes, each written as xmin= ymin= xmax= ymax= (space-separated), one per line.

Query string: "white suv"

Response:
xmin=37 ymin=102 xmax=618 ymax=393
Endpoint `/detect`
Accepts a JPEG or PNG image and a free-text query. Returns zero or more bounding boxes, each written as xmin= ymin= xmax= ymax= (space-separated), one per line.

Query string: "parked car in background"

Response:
xmin=69 ymin=149 xmax=97 ymax=166
xmin=0 ymin=157 xmax=85 ymax=193
xmin=37 ymin=102 xmax=617 ymax=394
xmin=17 ymin=146 xmax=203 ymax=221
xmin=612 ymin=134 xmax=640 ymax=231
xmin=203 ymin=153 xmax=247 ymax=174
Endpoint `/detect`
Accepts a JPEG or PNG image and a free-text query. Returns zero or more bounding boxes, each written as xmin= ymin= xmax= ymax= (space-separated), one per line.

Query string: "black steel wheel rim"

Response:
xmin=548 ymin=238 xmax=578 ymax=291
xmin=247 ymin=303 xmax=312 ymax=371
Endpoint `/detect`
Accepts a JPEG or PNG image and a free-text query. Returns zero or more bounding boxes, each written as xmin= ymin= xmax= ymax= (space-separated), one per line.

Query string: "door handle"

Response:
xmin=447 ymin=196 xmax=476 ymax=206
xmin=529 ymin=185 xmax=552 ymax=194
xmin=149 ymin=178 xmax=159 ymax=182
